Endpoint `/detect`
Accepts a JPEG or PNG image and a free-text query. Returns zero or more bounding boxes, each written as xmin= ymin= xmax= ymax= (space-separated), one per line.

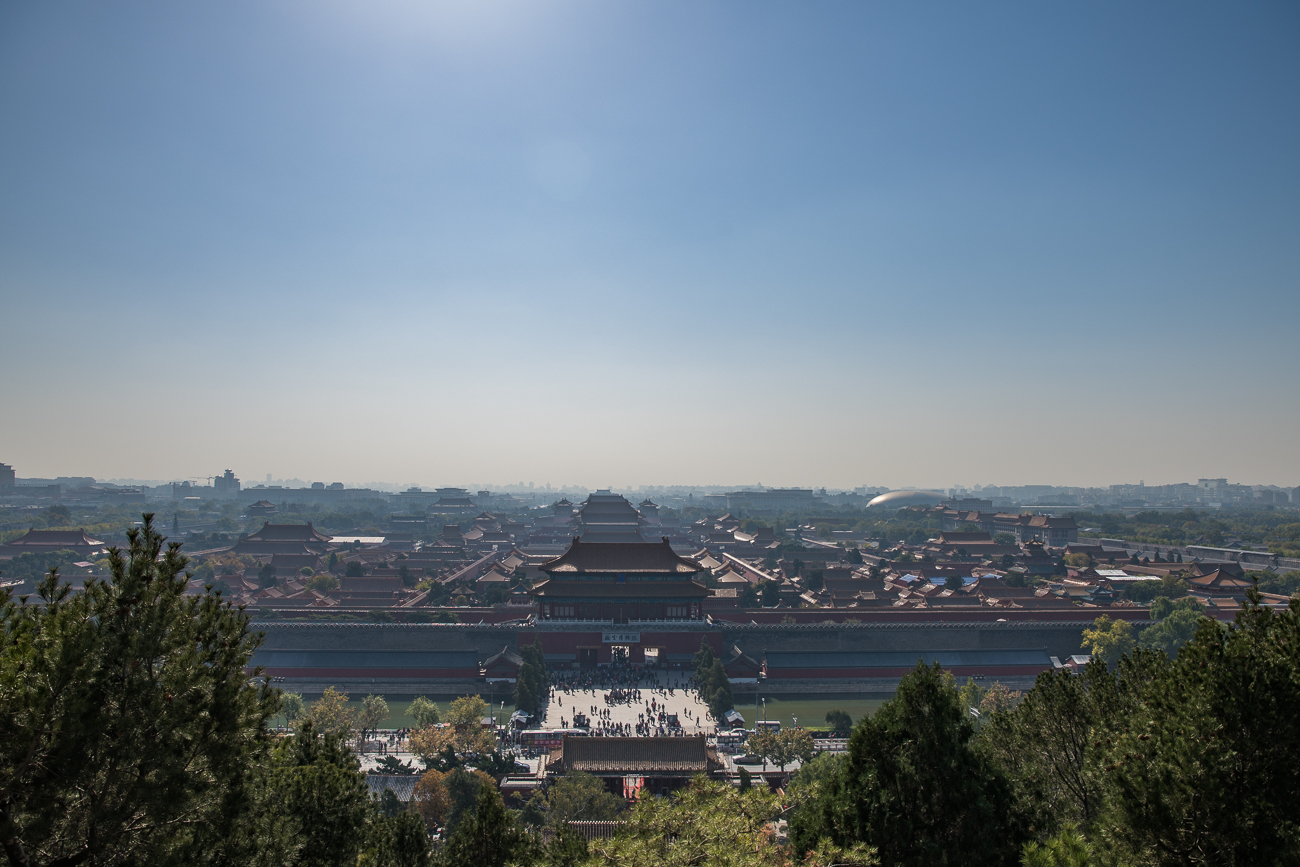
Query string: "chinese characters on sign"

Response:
xmin=601 ymin=632 xmax=640 ymax=643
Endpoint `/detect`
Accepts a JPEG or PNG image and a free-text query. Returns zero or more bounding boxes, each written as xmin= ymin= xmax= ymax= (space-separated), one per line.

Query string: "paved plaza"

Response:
xmin=539 ymin=668 xmax=715 ymax=735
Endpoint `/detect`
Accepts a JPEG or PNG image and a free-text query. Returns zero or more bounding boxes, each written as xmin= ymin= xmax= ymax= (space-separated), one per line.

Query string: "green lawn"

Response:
xmin=729 ymin=695 xmax=886 ymax=730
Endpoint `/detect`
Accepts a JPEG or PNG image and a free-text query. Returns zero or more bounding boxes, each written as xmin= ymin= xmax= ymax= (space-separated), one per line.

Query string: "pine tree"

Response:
xmin=792 ymin=661 xmax=1025 ymax=866
xmin=440 ymin=783 xmax=534 ymax=867
xmin=0 ymin=514 xmax=280 ymax=867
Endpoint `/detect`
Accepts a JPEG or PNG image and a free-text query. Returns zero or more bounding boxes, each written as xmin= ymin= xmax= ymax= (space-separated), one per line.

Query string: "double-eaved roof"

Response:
xmin=541 ymin=537 xmax=702 ymax=576
xmin=242 ymin=522 xmax=332 ymax=543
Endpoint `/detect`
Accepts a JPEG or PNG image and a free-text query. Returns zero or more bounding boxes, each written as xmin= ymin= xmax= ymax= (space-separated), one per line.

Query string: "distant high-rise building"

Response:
xmin=0 ymin=462 xmax=14 ymax=491
xmin=213 ymin=469 xmax=240 ymax=496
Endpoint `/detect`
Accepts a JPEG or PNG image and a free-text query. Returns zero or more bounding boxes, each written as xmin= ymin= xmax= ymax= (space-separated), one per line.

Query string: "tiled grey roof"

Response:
xmin=559 ymin=736 xmax=712 ymax=773
xmin=366 ymin=774 xmax=418 ymax=802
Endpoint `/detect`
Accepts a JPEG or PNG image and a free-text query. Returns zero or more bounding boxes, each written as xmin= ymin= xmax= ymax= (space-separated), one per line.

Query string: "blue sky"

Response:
xmin=2 ymin=1 xmax=1297 ymax=489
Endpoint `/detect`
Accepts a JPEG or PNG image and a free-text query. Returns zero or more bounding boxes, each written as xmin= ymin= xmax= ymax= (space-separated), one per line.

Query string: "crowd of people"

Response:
xmin=541 ymin=661 xmax=711 ymax=737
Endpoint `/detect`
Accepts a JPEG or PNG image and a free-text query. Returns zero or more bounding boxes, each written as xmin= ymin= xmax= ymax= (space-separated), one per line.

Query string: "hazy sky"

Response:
xmin=2 ymin=1 xmax=1297 ymax=490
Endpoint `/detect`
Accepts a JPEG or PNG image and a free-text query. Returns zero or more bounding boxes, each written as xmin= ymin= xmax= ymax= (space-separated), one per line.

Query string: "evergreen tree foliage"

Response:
xmin=1020 ymin=827 xmax=1093 ymax=867
xmin=791 ymin=661 xmax=1025 ymax=866
xmin=0 ymin=515 xmax=279 ymax=867
xmin=978 ymin=664 xmax=1113 ymax=836
xmin=514 ymin=640 xmax=548 ymax=716
xmin=824 ymin=709 xmax=853 ymax=733
xmin=520 ymin=771 xmax=623 ymax=830
xmin=538 ymin=822 xmax=589 ymax=867
xmin=361 ymin=811 xmax=431 ymax=867
xmin=438 ymin=784 xmax=534 ymax=867
xmin=691 ymin=640 xmax=734 ymax=721
xmin=266 ymin=722 xmax=374 ymax=867
xmin=1096 ymin=594 xmax=1300 ymax=864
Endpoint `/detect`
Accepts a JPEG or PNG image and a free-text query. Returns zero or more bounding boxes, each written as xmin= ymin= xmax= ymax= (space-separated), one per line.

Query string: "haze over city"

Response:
xmin=4 ymin=5 xmax=1300 ymax=865
xmin=2 ymin=1 xmax=1297 ymax=489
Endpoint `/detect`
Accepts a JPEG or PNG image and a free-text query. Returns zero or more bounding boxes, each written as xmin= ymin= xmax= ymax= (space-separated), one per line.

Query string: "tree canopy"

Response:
xmin=791 ymin=661 xmax=1025 ymax=866
xmin=0 ymin=515 xmax=279 ymax=867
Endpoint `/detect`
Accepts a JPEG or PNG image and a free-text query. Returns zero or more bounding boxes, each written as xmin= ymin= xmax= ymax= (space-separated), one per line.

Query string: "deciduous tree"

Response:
xmin=1080 ymin=615 xmax=1135 ymax=665
xmin=306 ymin=686 xmax=355 ymax=735
xmin=409 ymin=696 xmax=441 ymax=727
xmin=359 ymin=694 xmax=390 ymax=741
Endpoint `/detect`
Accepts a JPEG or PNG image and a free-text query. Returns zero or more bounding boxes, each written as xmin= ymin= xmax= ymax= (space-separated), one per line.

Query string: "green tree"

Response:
xmin=1020 ymin=826 xmax=1093 ymax=867
xmin=704 ymin=660 xmax=734 ymax=721
xmin=692 ymin=638 xmax=715 ymax=672
xmin=522 ymin=770 xmax=624 ymax=830
xmin=361 ymin=811 xmax=431 ymax=867
xmin=588 ymin=778 xmax=781 ymax=867
xmin=346 ymin=560 xmax=366 ymax=578
xmin=306 ymin=685 xmax=356 ymax=735
xmin=539 ymin=822 xmax=589 ymax=867
xmin=978 ymin=664 xmax=1113 ymax=836
xmin=378 ymin=788 xmax=404 ymax=818
xmin=0 ymin=514 xmax=279 ymax=867
xmin=1097 ymin=594 xmax=1300 ymax=864
xmin=258 ymin=561 xmax=277 ymax=586
xmin=43 ymin=505 xmax=71 ymax=526
xmin=760 ymin=580 xmax=780 ymax=607
xmin=307 ymin=573 xmax=340 ymax=593
xmin=791 ymin=661 xmax=1026 ymax=866
xmin=1136 ymin=607 xmax=1204 ymax=656
xmin=739 ymin=582 xmax=759 ymax=607
xmin=266 ymin=721 xmax=374 ymax=867
xmin=748 ymin=727 xmax=814 ymax=774
xmin=514 ymin=673 xmax=539 ymax=716
xmin=281 ymin=691 xmax=306 ymax=725
xmin=409 ymin=696 xmax=441 ymax=727
xmin=1080 ymin=615 xmax=1135 ymax=665
xmin=439 ymin=782 xmax=534 ymax=867
xmin=360 ymin=693 xmax=390 ymax=740
xmin=691 ymin=640 xmax=734 ymax=722
xmin=825 ymin=709 xmax=853 ymax=733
